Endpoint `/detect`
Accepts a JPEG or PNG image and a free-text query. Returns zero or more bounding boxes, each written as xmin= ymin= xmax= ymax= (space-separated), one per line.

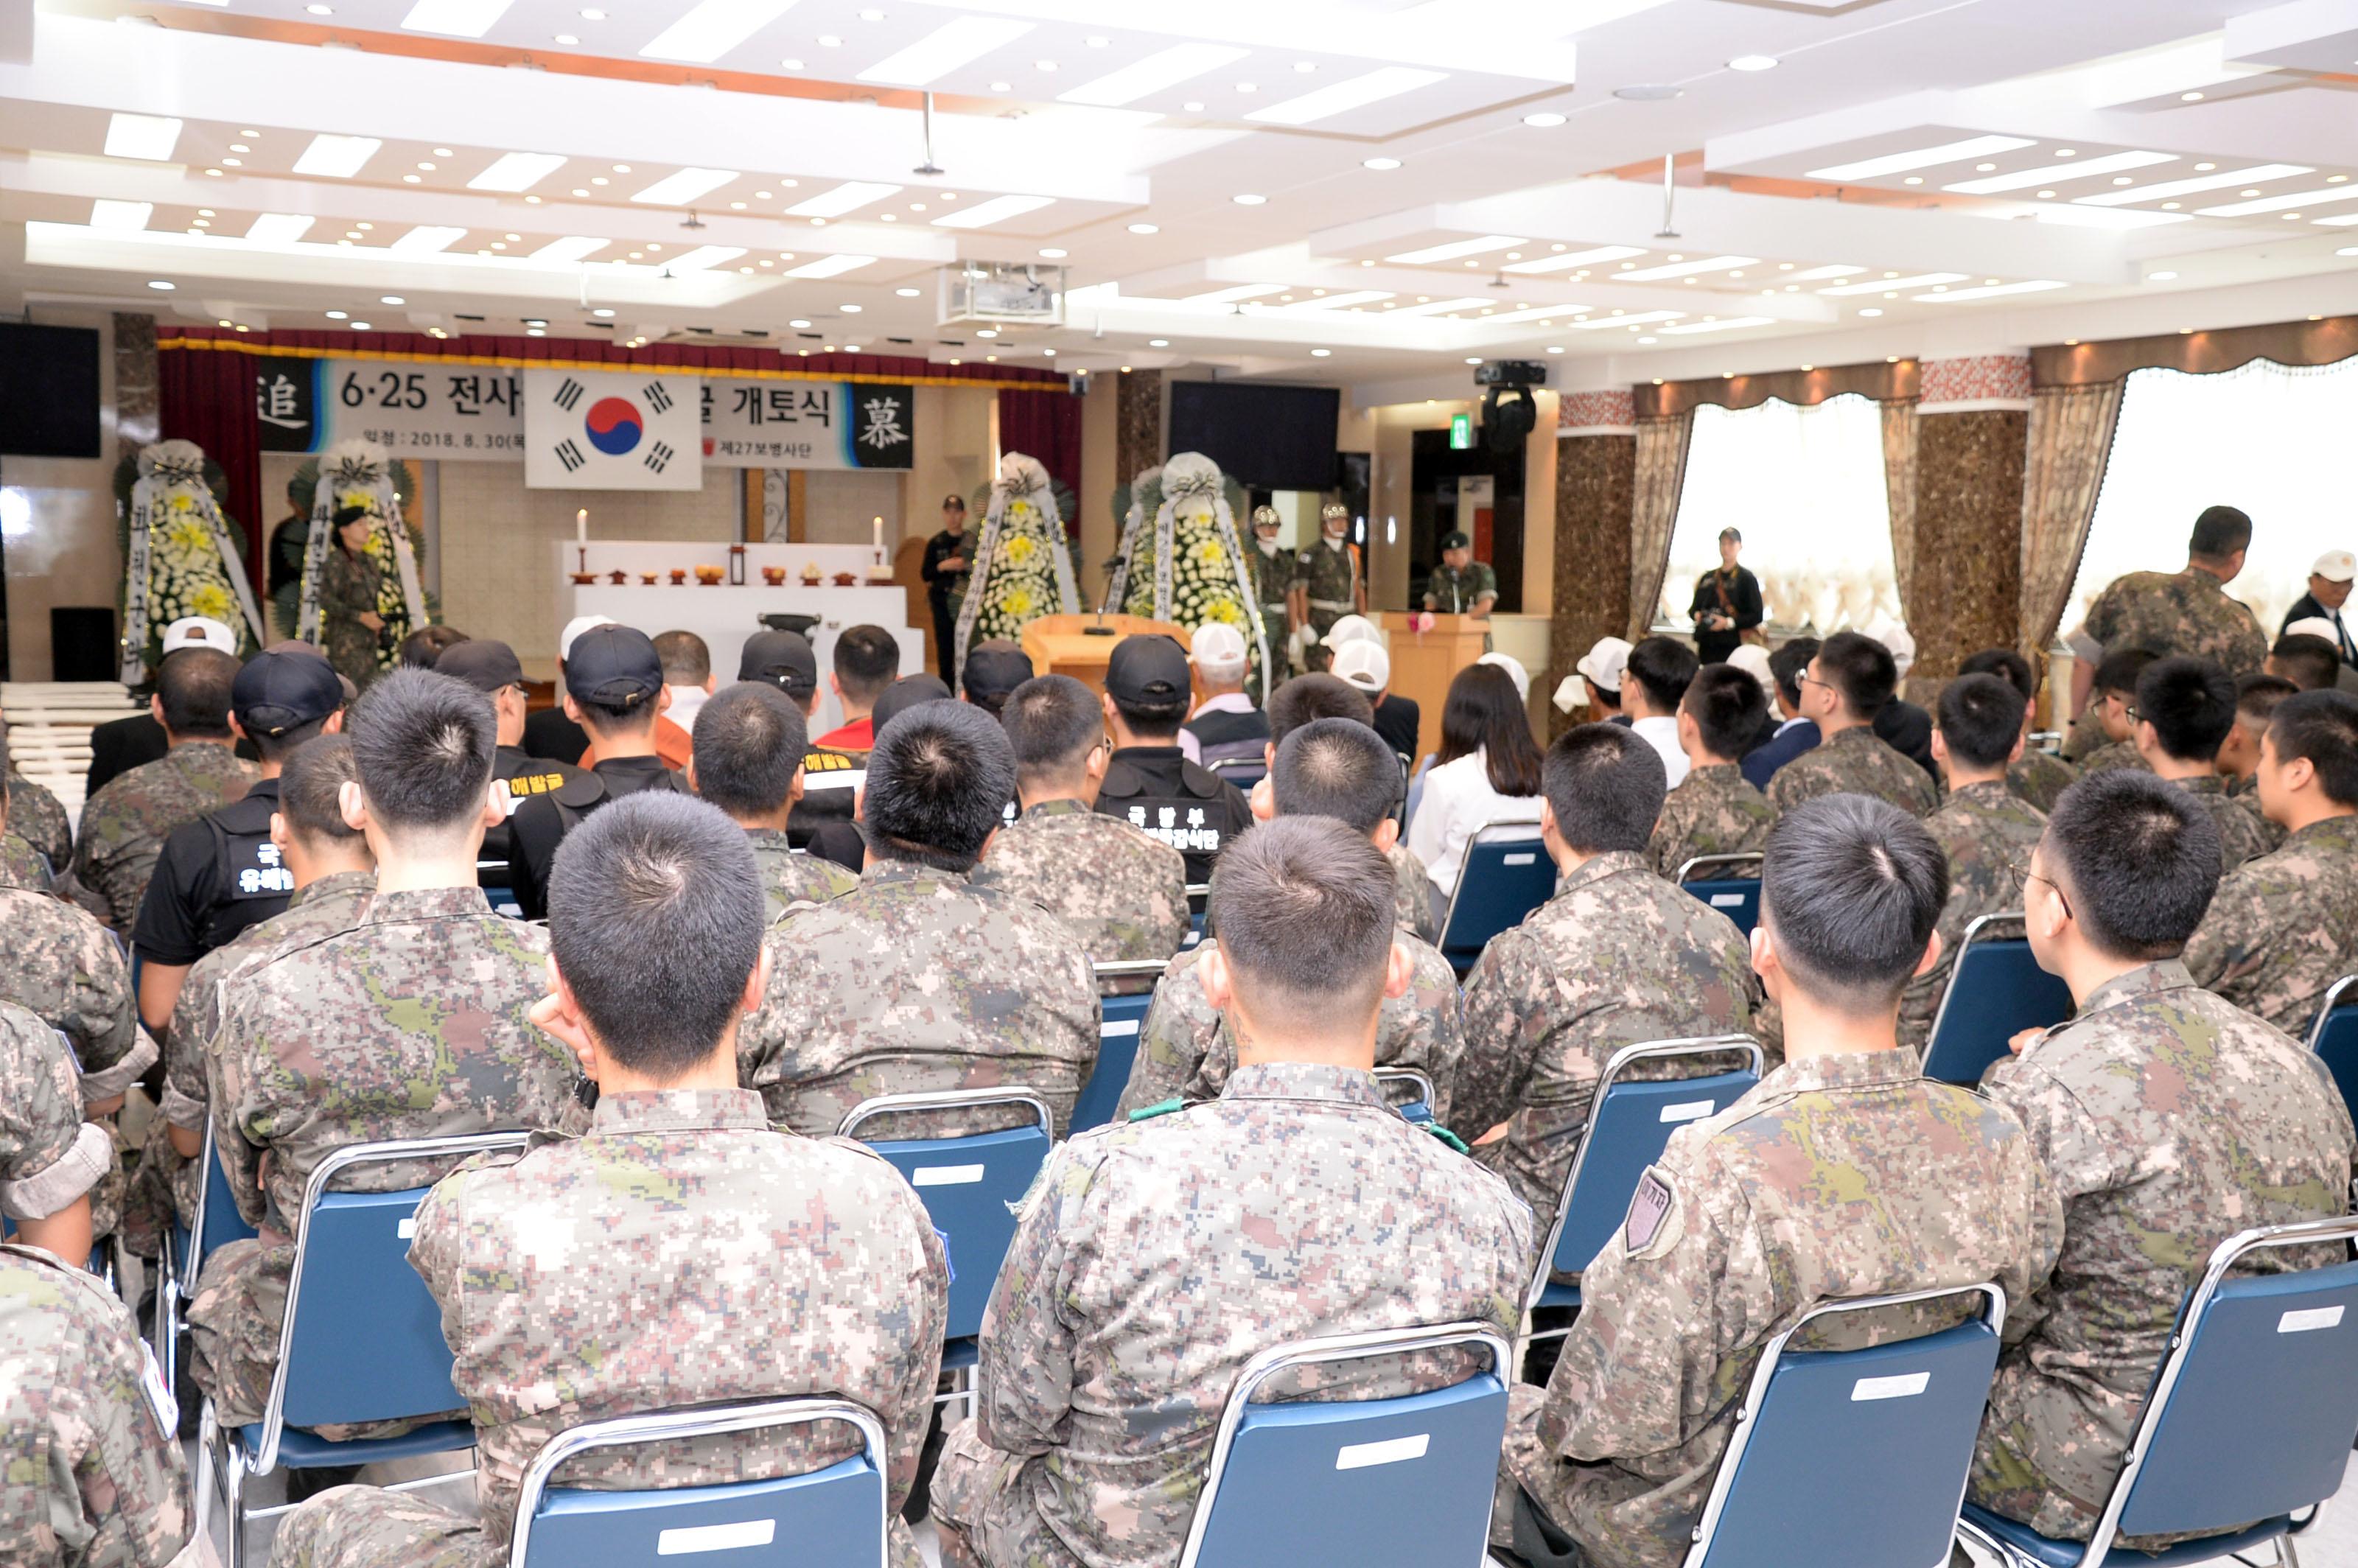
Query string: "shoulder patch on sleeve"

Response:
xmin=1623 ymin=1167 xmax=1682 ymax=1259
xmin=1421 ymin=1121 xmax=1471 ymax=1155
xmin=1127 ymin=1097 xmax=1185 ymax=1123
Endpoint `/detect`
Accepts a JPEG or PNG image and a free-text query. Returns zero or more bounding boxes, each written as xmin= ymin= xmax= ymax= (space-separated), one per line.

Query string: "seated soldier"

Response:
xmin=0 ymin=1001 xmax=113 ymax=1266
xmin=813 ymin=623 xmax=900 ymax=752
xmin=1764 ymin=631 xmax=1939 ymax=816
xmin=2181 ymin=689 xmax=2358 ymax=1035
xmin=2267 ymin=631 xmax=2343 ymax=693
xmin=1116 ymin=718 xmax=1466 ymax=1124
xmin=271 ymin=794 xmax=948 ymax=1568
xmin=1455 ymin=724 xmax=1759 ymax=1235
xmin=686 ymin=681 xmax=858 ymax=920
xmin=931 ymin=814 xmax=1531 ymax=1568
xmin=735 ymin=701 xmax=1099 ymax=1138
xmin=1959 ymin=648 xmax=2079 ymax=815
xmin=1494 ymin=795 xmax=2063 ymax=1568
xmin=2218 ymin=673 xmax=2298 ymax=847
xmin=431 ymin=638 xmax=584 ymax=879
xmin=1092 ymin=634 xmax=1254 ymax=885
xmin=1645 ymin=663 xmax=1775 ymax=880
xmin=1902 ymin=673 xmax=2048 ymax=1054
xmin=2132 ymin=655 xmax=2273 ymax=872
xmin=191 ymin=671 xmax=582 ymax=1458
xmin=1970 ymin=769 xmax=2354 ymax=1545
xmin=971 ymin=673 xmax=1189 ymax=965
xmin=1262 ymin=673 xmax=1438 ymax=943
xmin=2073 ymin=648 xmax=2159 ymax=777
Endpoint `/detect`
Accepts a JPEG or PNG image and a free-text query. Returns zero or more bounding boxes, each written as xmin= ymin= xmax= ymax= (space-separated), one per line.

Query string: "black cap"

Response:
xmin=737 ymin=630 xmax=819 ymax=697
xmin=962 ymin=640 xmax=1033 ymax=699
xmin=435 ymin=638 xmax=525 ymax=694
xmin=1441 ymin=531 xmax=1471 ymax=551
xmin=233 ymin=648 xmax=344 ymax=737
xmin=941 ymin=493 xmax=966 ymax=511
xmin=563 ymin=623 xmax=664 ymax=708
xmin=1106 ymin=634 xmax=1190 ymax=705
xmin=872 ymin=673 xmax=954 ymax=738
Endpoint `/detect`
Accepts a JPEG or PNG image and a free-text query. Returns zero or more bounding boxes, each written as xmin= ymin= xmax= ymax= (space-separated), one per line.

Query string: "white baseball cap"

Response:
xmin=1323 ymin=614 xmax=1384 ymax=648
xmin=1332 ymin=640 xmax=1390 ymax=695
xmin=161 ymin=616 xmax=237 ymax=655
xmin=1190 ymin=621 xmax=1248 ymax=673
xmin=1575 ymin=636 xmax=1632 ymax=694
xmin=1726 ymin=643 xmax=1774 ymax=687
xmin=560 ymin=613 xmax=618 ymax=661
xmin=1478 ymin=651 xmax=1531 ymax=704
xmin=2286 ymin=616 xmax=2342 ymax=643
xmin=2314 ymin=550 xmax=2357 ymax=583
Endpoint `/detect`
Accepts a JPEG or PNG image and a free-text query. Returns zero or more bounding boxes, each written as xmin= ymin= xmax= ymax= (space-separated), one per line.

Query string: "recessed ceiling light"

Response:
xmin=2333 ymin=175 xmax=2352 ymax=184
xmin=1182 ymin=99 xmax=1204 ymax=111
xmin=1857 ymin=307 xmax=1882 ymax=316
xmin=144 ymin=279 xmax=175 ymax=290
xmin=1613 ymin=83 xmax=1682 ymax=101
xmin=1127 ymin=222 xmax=1159 ymax=234
xmin=2163 ymin=201 xmax=2181 ymax=209
xmin=1040 ymin=348 xmax=1055 ymax=356
xmin=1038 ymin=247 xmax=1067 ymax=258
xmin=2037 ymin=189 xmax=2057 ymax=198
xmin=2055 ymin=148 xmax=2077 ymax=157
xmin=1728 ymin=55 xmax=1777 ymax=71
xmin=580 ymin=7 xmax=603 ymax=15
xmin=2112 ymin=176 xmax=2134 ymax=185
xmin=1903 ymin=176 xmax=1923 ymax=185
xmin=780 ymin=55 xmax=804 ymax=68
xmin=326 ymin=310 xmax=349 ymax=320
xmin=555 ymin=32 xmax=577 ymax=43
xmin=1150 ymin=337 xmax=1169 ymax=346
xmin=2148 ymin=270 xmax=2178 ymax=281
xmin=1236 ymin=81 xmax=1256 ymax=93
xmin=2181 ymin=91 xmax=2205 ymax=102
xmin=1976 ymin=163 xmax=1997 ymax=172
xmin=306 ymin=4 xmax=332 ymax=13
xmin=1232 ymin=192 xmax=1267 ymax=206
xmin=789 ymin=318 xmax=811 ymax=328
xmin=379 ymin=294 xmax=407 ymax=305
xmin=1036 ymin=58 xmax=1058 ymax=71
xmin=1523 ymin=111 xmax=1567 ymax=127
xmin=895 ymin=287 xmax=922 ymax=296
xmin=976 ymin=328 xmax=998 ymax=338
xmin=859 ymin=6 xmax=884 ymax=17
xmin=349 ymin=321 xmax=372 ymax=330
xmin=230 ymin=142 xmax=251 ymax=154
xmin=1309 ymin=347 xmax=1333 ymax=357
xmin=105 ymin=112 xmax=182 ymax=161
xmin=1086 ymin=34 xmax=1108 ymax=46
xmin=2242 ymin=189 xmax=2262 ymax=197
xmin=1363 ymin=156 xmax=1401 ymax=170
xmin=990 ymin=80 xmax=1012 ymax=91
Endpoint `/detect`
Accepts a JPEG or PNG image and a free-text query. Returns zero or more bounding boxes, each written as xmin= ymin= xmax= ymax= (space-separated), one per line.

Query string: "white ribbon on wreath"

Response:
xmin=1113 ymin=451 xmax=1271 ymax=693
xmin=122 ymin=440 xmax=265 ymax=682
xmin=1100 ymin=464 xmax=1163 ymax=616
xmin=951 ymin=451 xmax=1079 ymax=685
xmin=295 ymin=438 xmax=426 ymax=645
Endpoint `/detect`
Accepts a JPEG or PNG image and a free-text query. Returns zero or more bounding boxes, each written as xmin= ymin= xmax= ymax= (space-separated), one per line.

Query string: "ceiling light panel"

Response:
xmin=632 ymin=167 xmax=741 ymax=205
xmin=398 ymin=0 xmax=515 ymax=37
xmin=1785 ymin=264 xmax=1867 ymax=281
xmin=1059 ymin=42 xmax=1249 ymax=107
xmin=89 ymin=199 xmax=153 ymax=231
xmin=640 ymin=0 xmax=801 ymax=63
xmin=786 ymin=181 xmax=902 ymax=217
xmin=1278 ymin=290 xmax=1396 ymax=310
xmin=468 ymin=152 xmax=567 ymax=192
xmin=530 ymin=236 xmax=609 ymax=263
xmin=1806 ymin=135 xmax=2036 ymax=183
xmin=2193 ymin=186 xmax=2358 ymax=217
xmin=1917 ymin=279 xmax=2066 ymax=301
xmin=390 ymin=225 xmax=470 ymax=253
xmin=1502 ymin=245 xmax=1647 ymax=275
xmin=293 ymin=134 xmax=382 ymax=178
xmin=1384 ymin=234 xmax=1526 ymax=265
xmin=1613 ymin=253 xmax=1757 ymax=281
xmin=105 ymin=113 xmax=183 ymax=162
xmin=1379 ymin=295 xmax=1493 ymax=317
xmin=784 ymin=253 xmax=877 ymax=277
xmin=1182 ymin=284 xmax=1288 ymax=304
xmin=1656 ymin=316 xmax=1775 ymax=335
xmin=1816 ymin=271 xmax=1967 ymax=295
xmin=931 ymin=193 xmax=1055 ymax=228
xmin=245 ymin=212 xmax=315 ymax=243
xmin=1942 ymin=150 xmax=2174 ymax=195
xmin=1246 ymin=66 xmax=1446 ymax=126
xmin=2072 ymin=163 xmax=2312 ymax=206
xmin=664 ymin=245 xmax=750 ymax=272
xmin=858 ymin=16 xmax=1035 ymax=84
xmin=1568 ymin=310 xmax=1684 ymax=329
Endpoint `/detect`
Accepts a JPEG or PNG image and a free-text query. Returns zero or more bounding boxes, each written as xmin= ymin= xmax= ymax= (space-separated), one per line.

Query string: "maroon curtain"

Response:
xmin=996 ymin=387 xmax=1084 ymax=528
xmin=159 ymin=343 xmax=264 ymax=590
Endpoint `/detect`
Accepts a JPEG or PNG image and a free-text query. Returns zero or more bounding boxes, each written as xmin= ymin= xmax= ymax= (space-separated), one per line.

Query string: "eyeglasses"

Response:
xmin=2014 ymin=856 xmax=2072 ymax=922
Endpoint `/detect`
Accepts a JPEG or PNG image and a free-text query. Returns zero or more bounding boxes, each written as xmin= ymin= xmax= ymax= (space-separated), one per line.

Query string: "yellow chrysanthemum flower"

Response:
xmin=1004 ymin=534 xmax=1037 ymax=564
xmin=189 ymin=583 xmax=234 ymax=620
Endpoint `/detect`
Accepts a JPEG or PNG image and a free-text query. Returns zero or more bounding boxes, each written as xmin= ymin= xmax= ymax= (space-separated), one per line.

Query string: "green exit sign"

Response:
xmin=1449 ymin=412 xmax=1472 ymax=449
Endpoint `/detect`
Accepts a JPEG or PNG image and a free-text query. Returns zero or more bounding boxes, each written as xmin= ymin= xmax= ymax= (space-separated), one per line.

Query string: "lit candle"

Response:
xmin=872 ymin=515 xmax=884 ymax=555
xmin=575 ymin=508 xmax=588 ymax=544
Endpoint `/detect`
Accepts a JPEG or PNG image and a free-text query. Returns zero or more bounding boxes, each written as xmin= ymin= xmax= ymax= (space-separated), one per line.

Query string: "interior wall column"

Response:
xmin=1909 ymin=356 xmax=2032 ymax=688
xmin=1550 ymin=391 xmax=1637 ymax=738
xmin=1114 ymin=369 xmax=1164 ymax=489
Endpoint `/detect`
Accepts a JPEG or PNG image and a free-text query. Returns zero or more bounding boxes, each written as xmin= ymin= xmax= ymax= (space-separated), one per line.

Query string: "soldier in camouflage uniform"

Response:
xmin=2180 ymin=690 xmax=2358 ymax=1035
xmin=1494 ymin=796 xmax=2064 ymax=1568
xmin=973 ymin=674 xmax=1188 ymax=967
xmin=933 ymin=816 xmax=1530 ymax=1568
xmin=6 ymin=770 xmax=74 ymax=878
xmin=1457 ymin=724 xmax=1760 ymax=1246
xmin=190 ymin=672 xmax=583 ymax=1438
xmin=2074 ymin=505 xmax=2270 ymax=682
xmin=1246 ymin=506 xmax=1294 ymax=683
xmin=1117 ymin=719 xmax=1465 ymax=1123
xmin=1645 ymin=664 xmax=1776 ymax=880
xmin=2125 ymin=658 xmax=2273 ymax=872
xmin=1424 ymin=529 xmax=1500 ymax=617
xmin=2219 ymin=673 xmax=2297 ymax=851
xmin=683 ymin=682 xmax=858 ymax=923
xmin=1957 ymin=650 xmax=2080 ymax=816
xmin=1766 ymin=632 xmax=1939 ymax=816
xmin=1290 ymin=502 xmax=1365 ymax=648
xmin=737 ymin=701 xmax=1099 ymax=1138
xmin=273 ymin=795 xmax=948 ymax=1568
xmin=0 ymin=1001 xmax=113 ymax=1264
xmin=0 ymin=830 xmax=50 ymax=890
xmin=1969 ymin=771 xmax=2353 ymax=1546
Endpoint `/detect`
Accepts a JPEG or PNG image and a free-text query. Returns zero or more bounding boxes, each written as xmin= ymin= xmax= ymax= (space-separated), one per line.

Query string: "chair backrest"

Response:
xmin=184 ymin=1125 xmax=260 ymax=1280
xmin=264 ymin=1132 xmax=530 ymax=1468
xmin=1206 ymin=756 xmax=1267 ymax=789
xmin=1532 ymin=1037 xmax=1763 ymax=1306
xmin=1684 ymin=1284 xmax=2007 ymax=1568
xmin=1074 ymin=961 xmax=1165 ymax=1133
xmin=839 ymin=1090 xmax=1054 ymax=1341
xmin=1184 ymin=883 xmax=1209 ymax=950
xmin=1372 ymin=1066 xmax=1438 ymax=1124
xmin=2305 ymin=976 xmax=2358 ymax=1130
xmin=1438 ymin=822 xmax=1552 ymax=968
xmin=1178 ymin=1324 xmax=1511 ymax=1568
xmin=1676 ymin=853 xmax=1766 ymax=937
xmin=509 ymin=1398 xmax=889 ymax=1568
xmin=1920 ymin=914 xmax=2074 ymax=1086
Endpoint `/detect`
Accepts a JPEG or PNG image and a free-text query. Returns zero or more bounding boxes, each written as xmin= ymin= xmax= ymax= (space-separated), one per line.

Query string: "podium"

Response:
xmin=1021 ymin=614 xmax=1192 ymax=698
xmin=1379 ymin=612 xmax=1491 ymax=763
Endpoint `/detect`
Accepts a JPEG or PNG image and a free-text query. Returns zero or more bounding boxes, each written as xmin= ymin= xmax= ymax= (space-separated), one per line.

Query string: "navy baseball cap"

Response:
xmin=233 ymin=648 xmax=344 ymax=737
xmin=872 ymin=673 xmax=953 ymax=737
xmin=435 ymin=639 xmax=526 ymax=694
xmin=564 ymin=623 xmax=664 ymax=707
xmin=962 ymin=640 xmax=1033 ymax=700
xmin=737 ymin=630 xmax=819 ymax=698
xmin=1107 ymin=634 xmax=1190 ymax=705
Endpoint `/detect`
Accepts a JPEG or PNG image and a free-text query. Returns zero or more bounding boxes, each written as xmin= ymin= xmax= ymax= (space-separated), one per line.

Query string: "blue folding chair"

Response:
xmin=1375 ymin=1066 xmax=1438 ymax=1125
xmin=194 ymin=1132 xmax=528 ymax=1568
xmin=1526 ymin=1037 xmax=1763 ymax=1337
xmin=2303 ymin=975 xmax=2358 ymax=1130
xmin=1677 ymin=853 xmax=1765 ymax=937
xmin=155 ymin=1125 xmax=262 ymax=1395
xmin=1184 ymin=883 xmax=1210 ymax=951
xmin=1207 ymin=756 xmax=1267 ymax=791
xmin=1959 ymin=1215 xmax=2358 ymax=1568
xmin=1920 ymin=913 xmax=2074 ymax=1087
xmin=1681 ymin=1283 xmax=2007 ymax=1568
xmin=1403 ymin=754 xmax=1435 ymax=833
xmin=508 ymin=1397 xmax=889 ymax=1568
xmin=1178 ymin=1323 xmax=1511 ymax=1568
xmin=1438 ymin=822 xmax=1553 ymax=972
xmin=1074 ymin=959 xmax=1166 ymax=1133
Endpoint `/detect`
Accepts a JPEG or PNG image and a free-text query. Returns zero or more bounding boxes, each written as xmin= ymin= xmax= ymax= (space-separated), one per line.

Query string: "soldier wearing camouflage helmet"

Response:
xmin=270 ymin=794 xmax=948 ymax=1568
xmin=1969 ymin=770 xmax=2353 ymax=1547
xmin=1245 ymin=504 xmax=1292 ymax=681
xmin=931 ymin=814 xmax=1530 ymax=1568
xmin=685 ymin=681 xmax=859 ymax=923
xmin=1493 ymin=795 xmax=2065 ymax=1568
xmin=1290 ymin=501 xmax=1365 ymax=649
xmin=1645 ymin=662 xmax=1776 ymax=881
xmin=1766 ymin=631 xmax=1939 ymax=817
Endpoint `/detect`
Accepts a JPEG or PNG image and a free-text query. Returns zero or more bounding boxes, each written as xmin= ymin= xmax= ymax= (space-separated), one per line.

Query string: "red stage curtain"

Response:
xmin=996 ymin=387 xmax=1084 ymax=531
xmin=159 ymin=340 xmax=264 ymax=589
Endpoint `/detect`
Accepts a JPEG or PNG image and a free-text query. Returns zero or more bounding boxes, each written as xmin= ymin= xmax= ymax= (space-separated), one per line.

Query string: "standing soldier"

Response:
xmin=2065 ymin=505 xmax=2268 ymax=751
xmin=1291 ymin=502 xmax=1365 ymax=656
xmin=1246 ymin=505 xmax=1293 ymax=684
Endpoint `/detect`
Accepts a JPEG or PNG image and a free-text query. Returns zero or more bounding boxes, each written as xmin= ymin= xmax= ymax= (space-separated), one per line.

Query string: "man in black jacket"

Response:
xmin=519 ymin=615 xmax=612 ymax=762
xmin=921 ymin=493 xmax=973 ymax=678
xmin=1687 ymin=527 xmax=1763 ymax=665
xmin=1093 ymin=635 xmax=1252 ymax=884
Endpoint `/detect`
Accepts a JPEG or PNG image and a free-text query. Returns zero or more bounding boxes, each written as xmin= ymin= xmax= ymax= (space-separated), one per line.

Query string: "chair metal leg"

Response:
xmin=2279 ymin=1533 xmax=2302 ymax=1568
xmin=191 ymin=1397 xmax=216 ymax=1554
xmin=223 ymin=1438 xmax=248 ymax=1568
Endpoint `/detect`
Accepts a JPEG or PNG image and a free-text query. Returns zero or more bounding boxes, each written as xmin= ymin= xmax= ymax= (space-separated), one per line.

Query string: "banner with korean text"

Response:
xmin=256 ymin=358 xmax=527 ymax=461
xmin=700 ymin=380 xmax=915 ymax=470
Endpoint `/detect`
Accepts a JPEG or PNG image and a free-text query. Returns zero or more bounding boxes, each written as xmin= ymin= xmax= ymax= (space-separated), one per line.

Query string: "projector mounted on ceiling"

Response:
xmin=939 ymin=261 xmax=1067 ymax=326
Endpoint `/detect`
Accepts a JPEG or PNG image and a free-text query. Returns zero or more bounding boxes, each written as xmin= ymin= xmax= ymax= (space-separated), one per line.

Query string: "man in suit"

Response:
xmin=1740 ymin=637 xmax=1822 ymax=790
xmin=2279 ymin=549 xmax=2357 ymax=666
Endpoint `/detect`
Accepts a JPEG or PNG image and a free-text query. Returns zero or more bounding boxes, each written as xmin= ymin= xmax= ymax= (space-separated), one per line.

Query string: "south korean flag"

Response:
xmin=524 ymin=368 xmax=704 ymax=491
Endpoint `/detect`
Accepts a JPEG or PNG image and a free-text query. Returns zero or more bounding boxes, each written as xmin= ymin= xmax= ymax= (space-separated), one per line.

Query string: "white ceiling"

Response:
xmin=4 ymin=0 xmax=2357 ymax=399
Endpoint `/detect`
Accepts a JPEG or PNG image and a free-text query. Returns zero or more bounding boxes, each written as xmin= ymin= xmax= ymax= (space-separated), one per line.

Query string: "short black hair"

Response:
xmin=2189 ymin=504 xmax=2253 ymax=560
xmin=1626 ymin=636 xmax=1700 ymax=712
xmin=2271 ymin=634 xmax=2340 ymax=693
xmin=2135 ymin=656 xmax=2236 ymax=763
xmin=833 ymin=625 xmax=900 ymax=706
xmin=1718 ymin=527 xmax=1742 ymax=544
xmin=276 ymin=734 xmax=363 ymax=847
xmin=653 ymin=629 xmax=711 ymax=686
xmin=1271 ymin=718 xmax=1399 ymax=834
xmin=2093 ymin=647 xmax=2159 ymax=699
xmin=547 ymin=792 xmax=765 ymax=1081
xmin=332 ymin=503 xmax=370 ymax=531
xmin=345 ymin=668 xmax=497 ymax=833
xmin=1542 ymin=723 xmax=1665 ymax=855
xmin=1001 ymin=675 xmax=1102 ymax=782
xmin=2238 ymin=673 xmax=2301 ymax=728
xmin=1937 ymin=673 xmax=2028 ymax=771
xmin=2043 ymin=771 xmax=2219 ymax=960
xmin=1267 ymin=673 xmax=1373 ymax=748
xmin=2270 ymin=689 xmax=2358 ymax=808
xmin=1762 ymin=794 xmax=1948 ymax=1014
xmin=1769 ymin=636 xmax=1822 ymax=709
xmin=1682 ymin=665 xmax=1767 ymax=761
xmin=397 ymin=625 xmax=469 ymax=671
xmin=1815 ymin=631 xmax=1897 ymax=721
xmin=1959 ymin=648 xmax=2036 ymax=703
xmin=157 ymin=648 xmax=239 ymax=739
xmin=1208 ymin=816 xmax=1395 ymax=1037
xmin=863 ymin=700 xmax=1016 ymax=871
xmin=691 ymin=683 xmax=807 ymax=821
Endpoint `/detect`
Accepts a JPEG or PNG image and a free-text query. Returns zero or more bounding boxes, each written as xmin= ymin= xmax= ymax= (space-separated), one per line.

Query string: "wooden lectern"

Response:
xmin=1379 ymin=612 xmax=1491 ymax=763
xmin=1021 ymin=613 xmax=1192 ymax=698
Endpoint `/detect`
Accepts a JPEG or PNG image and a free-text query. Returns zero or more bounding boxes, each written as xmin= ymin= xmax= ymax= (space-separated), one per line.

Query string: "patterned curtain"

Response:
xmin=1881 ymin=399 xmax=1920 ymax=606
xmin=1627 ymin=411 xmax=1694 ymax=639
xmin=2018 ymin=379 xmax=2126 ymax=655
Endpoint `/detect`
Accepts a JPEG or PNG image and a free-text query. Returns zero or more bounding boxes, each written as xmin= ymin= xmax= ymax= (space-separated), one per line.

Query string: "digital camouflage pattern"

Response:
xmin=969 ymin=799 xmax=1189 ymax=965
xmin=0 ymin=832 xmax=52 ymax=890
xmin=1645 ymin=763 xmax=1776 ymax=881
xmin=737 ymin=860 xmax=1099 ymax=1139
xmin=2007 ymin=751 xmax=2079 ymax=816
xmin=2180 ymin=813 xmax=2358 ymax=1036
xmin=2169 ymin=772 xmax=2273 ymax=874
xmin=1295 ymin=539 xmax=1362 ymax=637
xmin=1764 ymin=727 xmax=1939 ymax=817
xmin=1424 ymin=559 xmax=1500 ymax=615
xmin=2083 ymin=567 xmax=2269 ymax=677
xmin=189 ymin=886 xmax=581 ymax=1429
xmin=0 ymin=1244 xmax=192 ymax=1567
xmin=2227 ymin=770 xmax=2288 ymax=852
xmin=7 ymin=774 xmax=74 ymax=878
xmin=2076 ymin=738 xmax=2149 ymax=779
xmin=1112 ymin=930 xmax=1466 ymax=1125
xmin=1497 ymin=1051 xmax=2063 ymax=1568
xmin=931 ymin=1063 xmax=1530 ymax=1568
xmin=1902 ymin=780 xmax=2047 ymax=1054
xmin=1455 ymin=852 xmax=1760 ymax=1235
xmin=742 ymin=827 xmax=859 ymax=923
xmin=1972 ymin=962 xmax=2354 ymax=1544
xmin=271 ymin=1089 xmax=949 ymax=1568
xmin=1248 ymin=540 xmax=1292 ymax=683
xmin=69 ymin=742 xmax=258 ymax=929
xmin=0 ymin=1004 xmax=109 ymax=1233
xmin=0 ymin=881 xmax=141 ymax=1091
xmin=1388 ymin=840 xmax=1441 ymax=946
